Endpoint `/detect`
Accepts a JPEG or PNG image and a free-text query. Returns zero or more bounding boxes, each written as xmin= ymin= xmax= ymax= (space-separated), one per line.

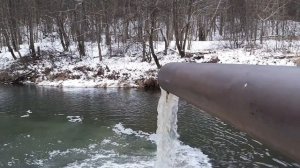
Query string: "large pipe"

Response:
xmin=158 ymin=63 xmax=300 ymax=163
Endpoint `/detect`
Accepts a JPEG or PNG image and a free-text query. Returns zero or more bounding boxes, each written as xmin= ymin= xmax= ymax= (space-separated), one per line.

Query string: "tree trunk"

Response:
xmin=2 ymin=29 xmax=17 ymax=60
xmin=29 ymin=19 xmax=36 ymax=58
xmin=124 ymin=20 xmax=129 ymax=43
xmin=182 ymin=0 xmax=193 ymax=53
xmin=96 ymin=22 xmax=102 ymax=61
xmin=56 ymin=15 xmax=69 ymax=51
xmin=260 ymin=20 xmax=264 ymax=44
xmin=73 ymin=2 xmax=86 ymax=58
xmin=149 ymin=8 xmax=161 ymax=69
xmin=57 ymin=22 xmax=66 ymax=51
xmin=173 ymin=0 xmax=185 ymax=58
xmin=137 ymin=14 xmax=143 ymax=42
xmin=8 ymin=0 xmax=21 ymax=57
xmin=160 ymin=29 xmax=168 ymax=55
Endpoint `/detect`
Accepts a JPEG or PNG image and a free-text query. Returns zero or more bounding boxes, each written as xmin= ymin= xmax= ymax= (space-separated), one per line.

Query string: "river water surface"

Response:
xmin=0 ymin=85 xmax=298 ymax=167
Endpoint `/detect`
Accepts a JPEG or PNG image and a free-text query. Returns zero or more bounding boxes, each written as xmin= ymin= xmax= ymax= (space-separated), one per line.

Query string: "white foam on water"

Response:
xmin=20 ymin=114 xmax=30 ymax=118
xmin=100 ymin=139 xmax=111 ymax=145
xmin=20 ymin=110 xmax=33 ymax=118
xmin=28 ymin=117 xmax=211 ymax=167
xmin=26 ymin=110 xmax=33 ymax=114
xmin=64 ymin=151 xmax=153 ymax=168
xmin=113 ymin=123 xmax=151 ymax=138
xmin=66 ymin=116 xmax=83 ymax=123
xmin=49 ymin=148 xmax=87 ymax=159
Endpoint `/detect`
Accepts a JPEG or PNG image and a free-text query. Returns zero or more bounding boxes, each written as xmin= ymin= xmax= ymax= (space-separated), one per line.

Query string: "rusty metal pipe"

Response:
xmin=158 ymin=63 xmax=300 ymax=163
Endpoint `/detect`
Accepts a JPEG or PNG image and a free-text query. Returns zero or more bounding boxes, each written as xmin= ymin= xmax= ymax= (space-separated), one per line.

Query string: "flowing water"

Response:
xmin=0 ymin=85 xmax=299 ymax=168
xmin=155 ymin=89 xmax=210 ymax=168
xmin=156 ymin=89 xmax=180 ymax=167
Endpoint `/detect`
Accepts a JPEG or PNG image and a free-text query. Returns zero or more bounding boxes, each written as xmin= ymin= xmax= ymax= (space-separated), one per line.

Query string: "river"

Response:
xmin=0 ymin=85 xmax=298 ymax=167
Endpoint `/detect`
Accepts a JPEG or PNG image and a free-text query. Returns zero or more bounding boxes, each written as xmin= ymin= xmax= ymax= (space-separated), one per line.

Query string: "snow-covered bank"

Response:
xmin=0 ymin=39 xmax=298 ymax=88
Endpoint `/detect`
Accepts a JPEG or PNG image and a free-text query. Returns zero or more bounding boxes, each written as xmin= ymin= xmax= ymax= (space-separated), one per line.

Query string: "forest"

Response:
xmin=0 ymin=0 xmax=300 ymax=87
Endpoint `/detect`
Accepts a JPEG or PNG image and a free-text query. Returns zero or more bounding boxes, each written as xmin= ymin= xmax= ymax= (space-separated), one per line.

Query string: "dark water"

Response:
xmin=0 ymin=85 xmax=298 ymax=168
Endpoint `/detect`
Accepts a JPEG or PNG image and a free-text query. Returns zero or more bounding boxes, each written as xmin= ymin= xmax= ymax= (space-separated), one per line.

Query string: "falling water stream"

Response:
xmin=156 ymin=89 xmax=179 ymax=167
xmin=155 ymin=89 xmax=212 ymax=167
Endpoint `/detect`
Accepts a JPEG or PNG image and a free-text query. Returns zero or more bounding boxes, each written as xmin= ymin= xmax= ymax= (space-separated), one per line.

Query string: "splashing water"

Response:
xmin=155 ymin=89 xmax=180 ymax=167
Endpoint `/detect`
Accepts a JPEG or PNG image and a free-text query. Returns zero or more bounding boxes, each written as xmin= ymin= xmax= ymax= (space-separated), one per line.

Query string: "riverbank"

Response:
xmin=0 ymin=39 xmax=298 ymax=88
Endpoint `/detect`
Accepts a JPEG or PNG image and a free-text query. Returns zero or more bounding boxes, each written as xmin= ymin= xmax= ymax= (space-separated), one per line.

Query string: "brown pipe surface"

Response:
xmin=158 ymin=63 xmax=300 ymax=163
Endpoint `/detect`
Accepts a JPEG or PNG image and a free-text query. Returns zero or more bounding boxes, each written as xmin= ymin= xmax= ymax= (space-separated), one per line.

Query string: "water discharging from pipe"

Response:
xmin=155 ymin=89 xmax=180 ymax=167
xmin=155 ymin=89 xmax=212 ymax=168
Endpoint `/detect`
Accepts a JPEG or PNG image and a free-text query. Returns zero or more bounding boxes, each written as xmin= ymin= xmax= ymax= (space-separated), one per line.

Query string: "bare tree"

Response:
xmin=0 ymin=0 xmax=297 ymax=63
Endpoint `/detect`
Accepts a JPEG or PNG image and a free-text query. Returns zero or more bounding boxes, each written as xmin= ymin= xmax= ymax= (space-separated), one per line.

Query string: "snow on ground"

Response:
xmin=0 ymin=37 xmax=299 ymax=88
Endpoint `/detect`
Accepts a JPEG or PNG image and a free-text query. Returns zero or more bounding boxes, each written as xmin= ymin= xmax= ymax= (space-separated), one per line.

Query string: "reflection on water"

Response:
xmin=0 ymin=85 xmax=298 ymax=167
